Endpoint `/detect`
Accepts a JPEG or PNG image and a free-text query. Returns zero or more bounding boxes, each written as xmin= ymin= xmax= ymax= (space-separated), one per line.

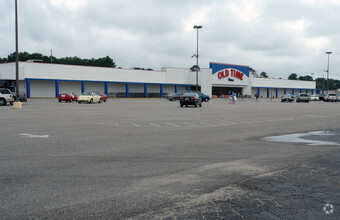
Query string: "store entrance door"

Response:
xmin=212 ymin=87 xmax=243 ymax=97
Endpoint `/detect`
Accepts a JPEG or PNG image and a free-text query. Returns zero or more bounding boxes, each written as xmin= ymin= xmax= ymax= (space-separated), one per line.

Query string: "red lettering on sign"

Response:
xmin=217 ymin=68 xmax=244 ymax=81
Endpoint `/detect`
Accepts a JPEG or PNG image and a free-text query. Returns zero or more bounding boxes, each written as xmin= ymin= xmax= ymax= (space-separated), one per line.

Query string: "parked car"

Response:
xmin=0 ymin=88 xmax=14 ymax=106
xmin=186 ymin=91 xmax=210 ymax=102
xmin=78 ymin=91 xmax=102 ymax=103
xmin=296 ymin=93 xmax=309 ymax=103
xmin=58 ymin=92 xmax=78 ymax=102
xmin=318 ymin=94 xmax=326 ymax=101
xmin=281 ymin=94 xmax=294 ymax=102
xmin=167 ymin=93 xmax=182 ymax=101
xmin=180 ymin=92 xmax=202 ymax=107
xmin=12 ymin=91 xmax=27 ymax=102
xmin=325 ymin=93 xmax=338 ymax=102
xmin=309 ymin=95 xmax=319 ymax=101
xmin=96 ymin=92 xmax=107 ymax=102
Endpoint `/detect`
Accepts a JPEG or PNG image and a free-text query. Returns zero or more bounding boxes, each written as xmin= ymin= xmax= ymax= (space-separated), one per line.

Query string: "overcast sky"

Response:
xmin=1 ymin=0 xmax=340 ymax=79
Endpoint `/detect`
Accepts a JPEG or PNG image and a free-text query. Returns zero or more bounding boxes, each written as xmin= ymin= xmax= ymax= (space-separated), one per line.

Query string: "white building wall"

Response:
xmin=59 ymin=81 xmax=81 ymax=95
xmin=129 ymin=84 xmax=143 ymax=93
xmin=252 ymin=78 xmax=315 ymax=89
xmin=178 ymin=85 xmax=187 ymax=93
xmin=148 ymin=84 xmax=160 ymax=93
xmin=85 ymin=82 xmax=105 ymax=92
xmin=163 ymin=85 xmax=175 ymax=95
xmin=30 ymin=80 xmax=55 ymax=98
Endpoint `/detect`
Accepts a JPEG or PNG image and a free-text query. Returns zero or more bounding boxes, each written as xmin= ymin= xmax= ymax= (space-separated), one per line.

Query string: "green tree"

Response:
xmin=288 ymin=73 xmax=298 ymax=80
xmin=298 ymin=75 xmax=313 ymax=81
xmin=260 ymin=72 xmax=268 ymax=78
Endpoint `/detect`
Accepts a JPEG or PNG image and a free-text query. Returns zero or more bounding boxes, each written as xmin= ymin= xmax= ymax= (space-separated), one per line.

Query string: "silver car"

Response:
xmin=296 ymin=93 xmax=309 ymax=103
xmin=325 ymin=94 xmax=338 ymax=102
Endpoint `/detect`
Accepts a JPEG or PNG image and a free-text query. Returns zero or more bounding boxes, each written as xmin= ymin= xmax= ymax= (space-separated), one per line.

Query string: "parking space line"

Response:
xmin=165 ymin=122 xmax=181 ymax=127
xmin=132 ymin=123 xmax=141 ymax=127
xmin=199 ymin=121 xmax=215 ymax=126
xmin=182 ymin=122 xmax=198 ymax=127
xmin=149 ymin=123 xmax=161 ymax=127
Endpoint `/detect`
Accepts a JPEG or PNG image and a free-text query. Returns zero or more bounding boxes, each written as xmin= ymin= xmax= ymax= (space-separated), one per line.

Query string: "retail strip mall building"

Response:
xmin=0 ymin=62 xmax=318 ymax=98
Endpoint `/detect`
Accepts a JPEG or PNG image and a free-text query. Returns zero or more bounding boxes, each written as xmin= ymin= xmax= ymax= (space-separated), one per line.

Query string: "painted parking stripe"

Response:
xmin=199 ymin=121 xmax=215 ymax=126
xmin=149 ymin=123 xmax=161 ymax=127
xmin=20 ymin=133 xmax=49 ymax=138
xmin=182 ymin=122 xmax=198 ymax=127
xmin=132 ymin=123 xmax=141 ymax=127
xmin=165 ymin=122 xmax=181 ymax=127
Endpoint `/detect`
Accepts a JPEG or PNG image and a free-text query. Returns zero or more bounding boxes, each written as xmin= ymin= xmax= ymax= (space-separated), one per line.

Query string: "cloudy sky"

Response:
xmin=1 ymin=0 xmax=339 ymax=79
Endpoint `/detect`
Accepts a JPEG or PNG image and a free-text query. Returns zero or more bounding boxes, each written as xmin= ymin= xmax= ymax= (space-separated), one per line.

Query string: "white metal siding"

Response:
xmin=30 ymin=80 xmax=55 ymax=98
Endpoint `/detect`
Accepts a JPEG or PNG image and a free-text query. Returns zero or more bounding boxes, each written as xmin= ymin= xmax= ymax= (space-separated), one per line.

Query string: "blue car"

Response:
xmin=186 ymin=91 xmax=210 ymax=102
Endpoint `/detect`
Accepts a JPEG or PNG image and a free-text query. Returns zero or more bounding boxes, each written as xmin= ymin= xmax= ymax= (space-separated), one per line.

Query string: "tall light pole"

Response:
xmin=326 ymin=51 xmax=332 ymax=94
xmin=193 ymin=25 xmax=202 ymax=92
xmin=14 ymin=0 xmax=22 ymax=109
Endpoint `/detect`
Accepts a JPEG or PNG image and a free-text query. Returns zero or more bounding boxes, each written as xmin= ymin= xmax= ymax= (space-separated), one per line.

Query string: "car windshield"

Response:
xmin=82 ymin=92 xmax=92 ymax=96
xmin=282 ymin=95 xmax=291 ymax=98
xmin=300 ymin=94 xmax=308 ymax=97
xmin=182 ymin=93 xmax=195 ymax=97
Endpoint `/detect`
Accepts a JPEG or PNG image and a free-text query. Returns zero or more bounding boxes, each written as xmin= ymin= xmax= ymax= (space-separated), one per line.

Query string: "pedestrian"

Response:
xmin=232 ymin=92 xmax=237 ymax=103
xmin=255 ymin=93 xmax=259 ymax=101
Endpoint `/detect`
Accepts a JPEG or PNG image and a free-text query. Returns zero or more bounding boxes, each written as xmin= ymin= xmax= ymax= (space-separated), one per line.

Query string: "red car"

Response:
xmin=96 ymin=92 xmax=107 ymax=102
xmin=58 ymin=92 xmax=78 ymax=102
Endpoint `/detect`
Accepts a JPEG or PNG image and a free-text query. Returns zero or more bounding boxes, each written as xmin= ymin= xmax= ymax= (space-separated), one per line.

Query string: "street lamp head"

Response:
xmin=193 ymin=25 xmax=203 ymax=29
xmin=326 ymin=52 xmax=332 ymax=55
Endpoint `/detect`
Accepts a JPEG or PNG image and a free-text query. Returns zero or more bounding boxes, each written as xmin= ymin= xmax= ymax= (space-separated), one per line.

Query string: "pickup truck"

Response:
xmin=0 ymin=88 xmax=15 ymax=106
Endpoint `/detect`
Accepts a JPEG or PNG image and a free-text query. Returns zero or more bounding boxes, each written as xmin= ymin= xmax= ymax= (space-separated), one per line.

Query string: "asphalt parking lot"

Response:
xmin=0 ymin=98 xmax=339 ymax=219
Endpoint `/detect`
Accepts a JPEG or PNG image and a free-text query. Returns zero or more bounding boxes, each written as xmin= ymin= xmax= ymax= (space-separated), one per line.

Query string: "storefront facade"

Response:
xmin=0 ymin=62 xmax=318 ymax=98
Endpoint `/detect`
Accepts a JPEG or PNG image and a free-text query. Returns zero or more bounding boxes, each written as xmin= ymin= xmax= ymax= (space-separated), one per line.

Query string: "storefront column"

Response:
xmin=144 ymin=84 xmax=148 ymax=97
xmin=312 ymin=90 xmax=314 ymax=95
xmin=186 ymin=85 xmax=190 ymax=91
xmin=257 ymin=88 xmax=260 ymax=97
xmin=104 ymin=82 xmax=108 ymax=96
xmin=276 ymin=88 xmax=278 ymax=98
xmin=300 ymin=89 xmax=302 ymax=93
xmin=306 ymin=89 xmax=308 ymax=93
xmin=81 ymin=81 xmax=85 ymax=93
xmin=267 ymin=88 xmax=269 ymax=98
xmin=284 ymin=88 xmax=286 ymax=95
xmin=126 ymin=83 xmax=129 ymax=98
xmin=292 ymin=89 xmax=294 ymax=95
xmin=175 ymin=85 xmax=178 ymax=93
xmin=160 ymin=84 xmax=163 ymax=98
xmin=55 ymin=80 xmax=59 ymax=98
xmin=26 ymin=79 xmax=31 ymax=98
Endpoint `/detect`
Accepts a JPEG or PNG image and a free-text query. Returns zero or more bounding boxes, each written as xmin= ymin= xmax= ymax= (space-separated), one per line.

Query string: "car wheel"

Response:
xmin=104 ymin=99 xmax=107 ymax=102
xmin=90 ymin=99 xmax=93 ymax=103
xmin=59 ymin=100 xmax=61 ymax=102
xmin=186 ymin=105 xmax=188 ymax=107
xmin=194 ymin=104 xmax=197 ymax=107
xmin=180 ymin=104 xmax=183 ymax=107
xmin=204 ymin=97 xmax=209 ymax=102
xmin=78 ymin=101 xmax=81 ymax=104
xmin=200 ymin=103 xmax=202 ymax=107
xmin=0 ymin=99 xmax=6 ymax=106
xmin=99 ymin=98 xmax=102 ymax=103
xmin=171 ymin=98 xmax=175 ymax=101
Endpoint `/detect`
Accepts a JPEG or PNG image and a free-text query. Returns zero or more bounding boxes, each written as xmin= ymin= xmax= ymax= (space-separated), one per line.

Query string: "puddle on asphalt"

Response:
xmin=264 ymin=130 xmax=340 ymax=146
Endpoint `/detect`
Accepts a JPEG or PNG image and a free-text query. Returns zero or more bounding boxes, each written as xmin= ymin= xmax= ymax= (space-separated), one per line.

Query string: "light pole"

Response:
xmin=193 ymin=25 xmax=202 ymax=92
xmin=14 ymin=0 xmax=22 ymax=109
xmin=326 ymin=51 xmax=332 ymax=94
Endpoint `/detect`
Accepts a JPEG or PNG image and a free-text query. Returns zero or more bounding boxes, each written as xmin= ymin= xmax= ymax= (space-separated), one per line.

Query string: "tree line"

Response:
xmin=288 ymin=73 xmax=340 ymax=90
xmin=0 ymin=52 xmax=116 ymax=68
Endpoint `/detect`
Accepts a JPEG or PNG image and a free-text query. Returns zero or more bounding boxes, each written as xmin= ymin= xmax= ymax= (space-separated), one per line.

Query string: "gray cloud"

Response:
xmin=1 ymin=0 xmax=339 ymax=79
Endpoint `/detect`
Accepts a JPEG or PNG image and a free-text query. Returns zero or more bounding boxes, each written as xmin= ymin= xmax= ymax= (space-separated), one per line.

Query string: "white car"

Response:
xmin=309 ymin=95 xmax=319 ymax=101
